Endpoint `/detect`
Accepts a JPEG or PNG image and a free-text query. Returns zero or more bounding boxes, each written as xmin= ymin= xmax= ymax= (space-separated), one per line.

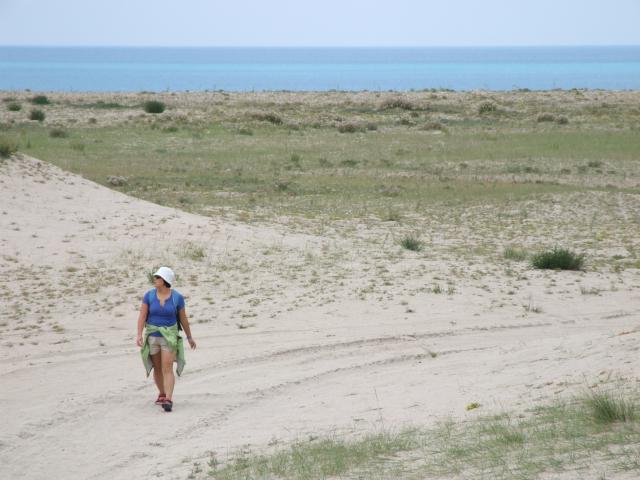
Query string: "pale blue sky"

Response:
xmin=1 ymin=0 xmax=639 ymax=47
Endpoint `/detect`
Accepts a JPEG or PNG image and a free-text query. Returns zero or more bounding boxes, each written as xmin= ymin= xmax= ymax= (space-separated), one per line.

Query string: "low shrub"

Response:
xmin=0 ymin=137 xmax=18 ymax=158
xmin=380 ymin=97 xmax=417 ymax=111
xmin=536 ymin=113 xmax=556 ymax=122
xmin=249 ymin=111 xmax=283 ymax=125
xmin=531 ymin=247 xmax=584 ymax=270
xmin=421 ymin=120 xmax=446 ymax=131
xmin=337 ymin=122 xmax=363 ymax=133
xmin=29 ymin=109 xmax=45 ymax=121
xmin=143 ymin=100 xmax=166 ymax=114
xmin=478 ymin=102 xmax=497 ymax=114
xmin=7 ymin=102 xmax=21 ymax=111
xmin=31 ymin=95 xmax=50 ymax=105
xmin=49 ymin=128 xmax=68 ymax=138
xmin=556 ymin=115 xmax=569 ymax=125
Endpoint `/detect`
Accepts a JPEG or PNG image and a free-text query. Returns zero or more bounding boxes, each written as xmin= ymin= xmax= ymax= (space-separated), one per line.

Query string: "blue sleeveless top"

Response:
xmin=143 ymin=289 xmax=185 ymax=337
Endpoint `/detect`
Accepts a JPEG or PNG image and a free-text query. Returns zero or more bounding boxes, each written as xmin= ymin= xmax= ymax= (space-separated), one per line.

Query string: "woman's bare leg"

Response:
xmin=161 ymin=349 xmax=176 ymax=400
xmin=151 ymin=352 xmax=164 ymax=395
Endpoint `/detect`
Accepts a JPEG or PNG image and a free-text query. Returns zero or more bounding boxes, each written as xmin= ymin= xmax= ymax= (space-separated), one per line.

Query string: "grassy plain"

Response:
xmin=2 ymin=89 xmax=640 ymax=478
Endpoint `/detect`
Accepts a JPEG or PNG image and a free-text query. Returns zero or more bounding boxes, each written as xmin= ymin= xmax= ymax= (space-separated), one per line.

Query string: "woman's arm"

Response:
xmin=136 ymin=303 xmax=148 ymax=347
xmin=179 ymin=308 xmax=197 ymax=349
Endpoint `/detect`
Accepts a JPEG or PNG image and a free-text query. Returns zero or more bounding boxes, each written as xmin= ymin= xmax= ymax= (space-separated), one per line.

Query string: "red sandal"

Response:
xmin=155 ymin=393 xmax=166 ymax=405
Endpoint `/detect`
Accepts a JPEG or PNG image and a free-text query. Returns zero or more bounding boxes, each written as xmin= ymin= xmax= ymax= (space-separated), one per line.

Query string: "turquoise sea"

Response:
xmin=0 ymin=46 xmax=639 ymax=92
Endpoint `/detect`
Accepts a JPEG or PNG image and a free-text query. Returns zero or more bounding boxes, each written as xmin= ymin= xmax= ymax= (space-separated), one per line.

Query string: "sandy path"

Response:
xmin=1 ymin=155 xmax=639 ymax=479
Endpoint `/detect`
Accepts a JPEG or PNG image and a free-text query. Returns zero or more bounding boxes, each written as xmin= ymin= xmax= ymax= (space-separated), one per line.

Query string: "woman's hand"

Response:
xmin=187 ymin=337 xmax=197 ymax=349
xmin=136 ymin=335 xmax=143 ymax=347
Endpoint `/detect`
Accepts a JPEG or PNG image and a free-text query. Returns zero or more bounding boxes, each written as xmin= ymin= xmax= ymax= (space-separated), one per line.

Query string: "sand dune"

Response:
xmin=1 ymin=154 xmax=639 ymax=479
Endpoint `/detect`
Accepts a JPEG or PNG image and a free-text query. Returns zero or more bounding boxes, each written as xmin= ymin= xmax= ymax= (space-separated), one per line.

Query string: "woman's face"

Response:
xmin=153 ymin=276 xmax=165 ymax=288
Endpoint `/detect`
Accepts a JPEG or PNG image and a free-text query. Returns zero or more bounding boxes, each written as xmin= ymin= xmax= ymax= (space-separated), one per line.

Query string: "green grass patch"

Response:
xmin=531 ymin=247 xmax=585 ymax=270
xmin=205 ymin=390 xmax=640 ymax=480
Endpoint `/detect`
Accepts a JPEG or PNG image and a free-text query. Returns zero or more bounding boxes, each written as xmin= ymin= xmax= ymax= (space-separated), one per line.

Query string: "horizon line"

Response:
xmin=2 ymin=44 xmax=640 ymax=49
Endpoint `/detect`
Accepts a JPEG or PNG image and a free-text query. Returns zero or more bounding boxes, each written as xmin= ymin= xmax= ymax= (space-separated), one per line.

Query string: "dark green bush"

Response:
xmin=143 ymin=100 xmax=166 ymax=114
xmin=31 ymin=95 xmax=50 ymax=105
xmin=30 ymin=109 xmax=45 ymax=121
xmin=531 ymin=248 xmax=584 ymax=270
xmin=7 ymin=102 xmax=21 ymax=111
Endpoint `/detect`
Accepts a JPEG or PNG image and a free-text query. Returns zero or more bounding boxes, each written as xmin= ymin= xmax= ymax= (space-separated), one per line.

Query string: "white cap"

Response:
xmin=153 ymin=266 xmax=176 ymax=286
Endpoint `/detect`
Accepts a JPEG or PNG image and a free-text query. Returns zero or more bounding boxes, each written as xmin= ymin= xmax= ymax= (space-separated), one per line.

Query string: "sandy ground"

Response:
xmin=1 ymin=154 xmax=640 ymax=479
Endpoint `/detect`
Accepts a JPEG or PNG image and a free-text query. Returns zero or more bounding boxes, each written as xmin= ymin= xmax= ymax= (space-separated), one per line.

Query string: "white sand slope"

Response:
xmin=1 ymin=155 xmax=639 ymax=479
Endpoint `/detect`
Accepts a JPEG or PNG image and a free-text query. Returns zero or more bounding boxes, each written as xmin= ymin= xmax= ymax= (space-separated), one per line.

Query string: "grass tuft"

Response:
xmin=49 ymin=128 xmax=68 ymax=138
xmin=584 ymin=390 xmax=637 ymax=424
xmin=503 ymin=246 xmax=528 ymax=261
xmin=531 ymin=247 xmax=584 ymax=270
xmin=400 ymin=235 xmax=423 ymax=252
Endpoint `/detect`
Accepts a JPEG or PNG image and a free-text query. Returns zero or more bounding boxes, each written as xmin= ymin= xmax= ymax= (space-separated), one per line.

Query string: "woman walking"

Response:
xmin=136 ymin=266 xmax=197 ymax=412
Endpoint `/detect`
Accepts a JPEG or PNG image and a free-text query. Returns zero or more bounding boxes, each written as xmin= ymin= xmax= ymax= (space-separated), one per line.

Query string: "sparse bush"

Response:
xmin=275 ymin=180 xmax=294 ymax=192
xmin=531 ymin=247 xmax=584 ymax=270
xmin=29 ymin=109 xmax=45 ymax=121
xmin=587 ymin=160 xmax=603 ymax=168
xmin=143 ymin=100 xmax=166 ymax=114
xmin=107 ymin=175 xmax=127 ymax=186
xmin=249 ymin=111 xmax=283 ymax=125
xmin=421 ymin=120 xmax=446 ymax=131
xmin=70 ymin=141 xmax=86 ymax=152
xmin=337 ymin=122 xmax=362 ymax=133
xmin=88 ymin=117 xmax=97 ymax=124
xmin=400 ymin=235 xmax=423 ymax=252
xmin=365 ymin=122 xmax=377 ymax=131
xmin=478 ymin=102 xmax=497 ymax=114
xmin=536 ymin=113 xmax=556 ymax=122
xmin=7 ymin=102 xmax=21 ymax=111
xmin=503 ymin=247 xmax=528 ymax=261
xmin=49 ymin=128 xmax=68 ymax=138
xmin=0 ymin=137 xmax=18 ymax=158
xmin=556 ymin=115 xmax=569 ymax=125
xmin=380 ymin=97 xmax=417 ymax=110
xmin=181 ymin=241 xmax=206 ymax=261
xmin=31 ymin=95 xmax=50 ymax=105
